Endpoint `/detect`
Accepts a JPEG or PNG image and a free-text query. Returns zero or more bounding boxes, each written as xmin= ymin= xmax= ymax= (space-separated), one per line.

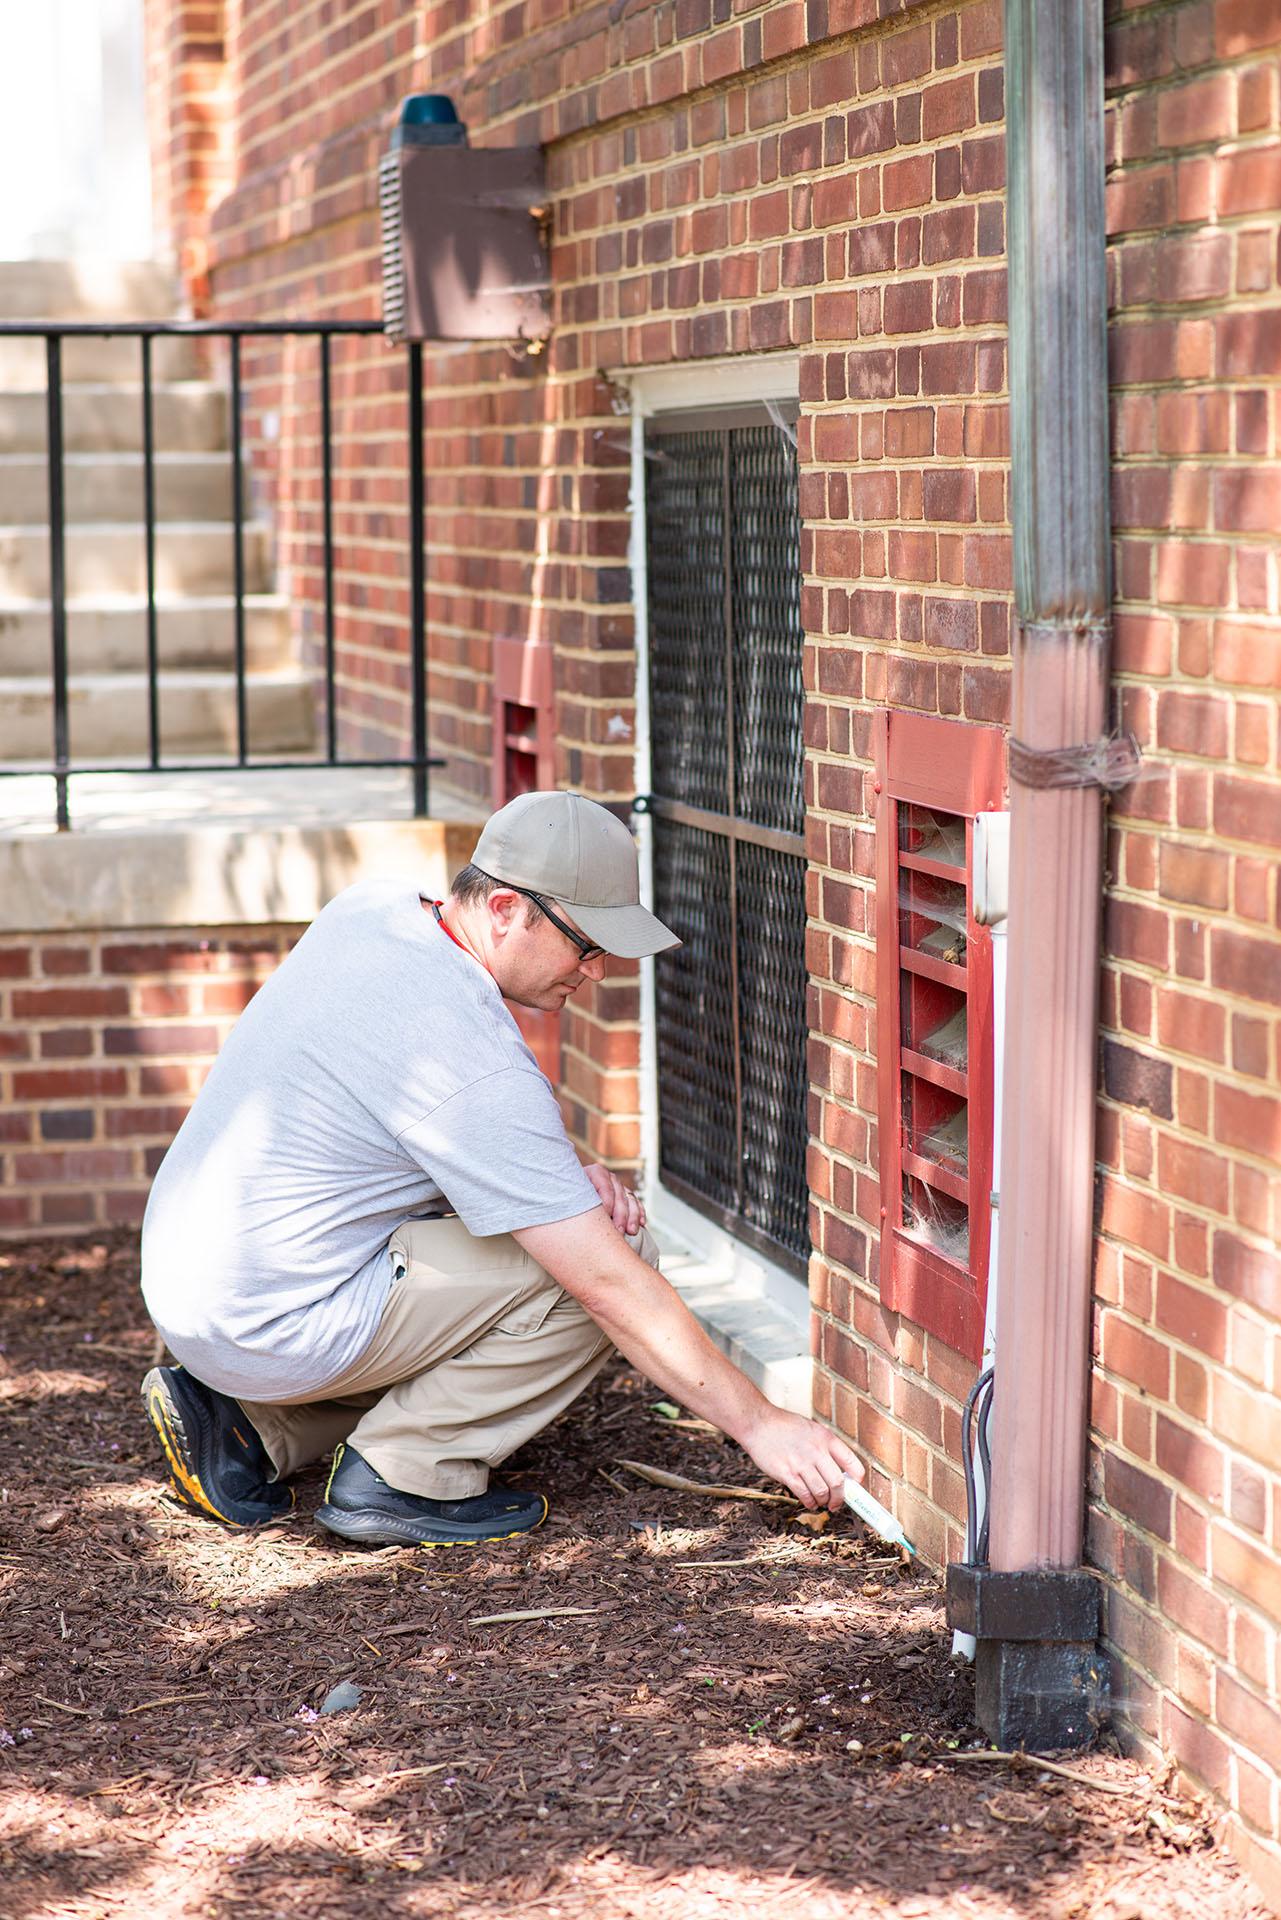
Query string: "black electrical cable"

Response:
xmin=961 ymin=1366 xmax=995 ymax=1569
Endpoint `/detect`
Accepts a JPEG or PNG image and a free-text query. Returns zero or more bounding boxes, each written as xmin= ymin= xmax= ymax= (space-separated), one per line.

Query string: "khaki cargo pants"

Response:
xmin=241 ymin=1215 xmax=659 ymax=1500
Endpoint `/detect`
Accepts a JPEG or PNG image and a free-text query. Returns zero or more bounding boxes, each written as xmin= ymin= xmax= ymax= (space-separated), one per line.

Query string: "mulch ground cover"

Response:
xmin=0 ymin=1231 xmax=1269 ymax=1920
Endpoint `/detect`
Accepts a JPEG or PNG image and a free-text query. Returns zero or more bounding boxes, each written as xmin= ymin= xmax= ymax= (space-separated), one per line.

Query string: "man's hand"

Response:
xmin=741 ymin=1405 xmax=863 ymax=1511
xmin=583 ymin=1163 xmax=645 ymax=1237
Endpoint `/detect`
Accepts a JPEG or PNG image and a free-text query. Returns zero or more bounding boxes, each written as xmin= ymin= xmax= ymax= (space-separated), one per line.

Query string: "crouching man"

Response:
xmin=140 ymin=790 xmax=860 ymax=1547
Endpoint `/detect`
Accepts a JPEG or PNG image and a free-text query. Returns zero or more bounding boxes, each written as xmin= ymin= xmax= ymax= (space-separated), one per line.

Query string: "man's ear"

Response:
xmin=486 ymin=888 xmax=524 ymax=941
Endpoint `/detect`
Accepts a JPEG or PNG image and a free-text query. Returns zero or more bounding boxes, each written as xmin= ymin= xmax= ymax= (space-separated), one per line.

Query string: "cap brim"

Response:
xmin=556 ymin=898 xmax=681 ymax=960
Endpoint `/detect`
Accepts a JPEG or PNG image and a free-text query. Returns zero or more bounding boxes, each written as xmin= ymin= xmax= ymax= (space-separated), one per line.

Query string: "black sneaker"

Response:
xmin=315 ymin=1444 xmax=547 ymax=1548
xmin=141 ymin=1365 xmax=294 ymax=1528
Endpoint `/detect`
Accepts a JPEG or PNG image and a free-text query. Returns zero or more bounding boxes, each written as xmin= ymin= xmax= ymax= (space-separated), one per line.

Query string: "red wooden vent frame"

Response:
xmin=492 ymin=638 xmax=559 ymax=1081
xmin=875 ymin=712 xmax=1005 ymax=1362
xmin=492 ymin=637 xmax=556 ymax=808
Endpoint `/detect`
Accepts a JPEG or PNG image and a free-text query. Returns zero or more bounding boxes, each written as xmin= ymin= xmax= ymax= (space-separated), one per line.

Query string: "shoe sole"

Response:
xmin=313 ymin=1494 xmax=548 ymax=1549
xmin=142 ymin=1367 xmax=292 ymax=1530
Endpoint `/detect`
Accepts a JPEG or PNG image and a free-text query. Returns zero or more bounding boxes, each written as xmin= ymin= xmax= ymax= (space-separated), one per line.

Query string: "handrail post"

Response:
xmin=321 ymin=332 xmax=337 ymax=762
xmin=229 ymin=333 xmax=248 ymax=764
xmin=45 ymin=334 xmax=70 ymax=831
xmin=408 ymin=340 xmax=428 ymax=818
xmin=141 ymin=332 xmax=160 ymax=767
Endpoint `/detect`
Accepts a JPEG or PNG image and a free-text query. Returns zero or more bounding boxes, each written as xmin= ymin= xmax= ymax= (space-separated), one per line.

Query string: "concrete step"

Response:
xmin=0 ymin=668 xmax=316 ymax=761
xmin=0 ymin=453 xmax=236 ymax=523
xmin=0 ymin=335 xmax=206 ymax=391
xmin=0 ymin=521 xmax=273 ymax=598
xmin=0 ymin=383 xmax=229 ymax=454
xmin=0 ymin=595 xmax=293 ymax=676
xmin=0 ymin=261 xmax=179 ymax=320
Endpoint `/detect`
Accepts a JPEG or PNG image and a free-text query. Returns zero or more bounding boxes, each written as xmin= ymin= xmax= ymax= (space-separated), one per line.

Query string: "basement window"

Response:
xmin=875 ymin=711 xmax=1004 ymax=1360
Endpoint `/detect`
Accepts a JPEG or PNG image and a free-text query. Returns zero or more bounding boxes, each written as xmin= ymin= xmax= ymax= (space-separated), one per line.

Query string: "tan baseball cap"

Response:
xmin=472 ymin=791 xmax=680 ymax=959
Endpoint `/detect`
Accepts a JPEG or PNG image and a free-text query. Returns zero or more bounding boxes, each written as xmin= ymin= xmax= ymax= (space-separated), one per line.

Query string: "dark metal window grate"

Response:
xmin=646 ymin=413 xmax=808 ymax=1274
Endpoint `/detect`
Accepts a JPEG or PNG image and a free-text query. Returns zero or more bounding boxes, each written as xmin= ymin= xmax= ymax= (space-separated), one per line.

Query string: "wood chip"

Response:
xmin=615 ymin=1460 xmax=794 ymax=1502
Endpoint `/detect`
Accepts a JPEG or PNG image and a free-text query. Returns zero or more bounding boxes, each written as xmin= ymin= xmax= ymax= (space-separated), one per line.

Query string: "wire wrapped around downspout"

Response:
xmin=944 ymin=0 xmax=1112 ymax=1748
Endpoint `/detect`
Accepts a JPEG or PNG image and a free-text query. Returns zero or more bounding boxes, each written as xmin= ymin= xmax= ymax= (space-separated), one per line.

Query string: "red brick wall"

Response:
xmin=0 ymin=932 xmax=298 ymax=1233
xmin=1089 ymin=0 xmax=1281 ymax=1887
xmin=142 ymin=0 xmax=232 ymax=307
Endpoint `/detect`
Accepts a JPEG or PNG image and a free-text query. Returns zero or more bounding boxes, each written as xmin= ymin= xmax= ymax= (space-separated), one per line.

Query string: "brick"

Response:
xmin=1154 ymin=1415 xmax=1223 ymax=1504
xmin=102 ymin=942 xmax=215 ymax=973
xmin=1213 ymin=621 xmax=1281 ymax=688
xmin=921 ymin=75 xmax=975 ymax=142
xmin=1216 ymin=1083 xmax=1281 ymax=1160
xmin=103 ymin=1104 xmax=193 ymax=1138
xmin=1160 ymin=687 xmax=1229 ymax=752
xmin=104 ymin=1024 xmax=219 ymax=1056
xmin=883 ymin=279 xmax=932 ymax=333
xmin=1211 ymin=928 xmax=1281 ymax=1008
xmin=1215 ymin=468 xmax=1281 ymax=533
xmin=1218 ymin=144 xmax=1281 ymax=217
xmin=1229 ymin=1460 xmax=1268 ymax=1535
xmin=1101 ymin=1313 xmax=1171 ymax=1399
xmin=1104 ymin=1452 xmax=1172 ymax=1540
xmin=1158 ymin=842 xmax=1228 ymax=911
xmin=1211 ymin=1524 xmax=1281 ymax=1613
xmin=1217 ymin=1 xmax=1281 ymax=57
xmin=1163 ymin=1699 xmax=1230 ymax=1797
xmin=11 ymin=986 xmax=129 ymax=1018
xmin=1156 ymin=74 xmax=1234 ymax=149
xmin=1215 ymin=1375 xmax=1281 ymax=1469
xmin=39 ymin=946 xmax=91 ymax=976
xmin=39 ymin=1028 xmax=93 ymax=1059
xmin=846 ymin=101 xmax=895 ymax=159
xmin=882 ymin=155 xmax=933 ymax=213
xmin=1155 ymin=988 xmax=1226 ymax=1065
xmin=1212 ymin=1231 xmax=1279 ymax=1317
xmin=13 ymin=1148 xmax=134 ymax=1184
xmin=11 ymin=1067 xmax=127 ymax=1100
xmin=1156 ymin=1557 xmax=1229 ymax=1657
xmin=1213 ymin=773 xmax=1281 ymax=849
xmin=1216 ymin=309 xmax=1281 ymax=379
xmin=38 ymin=1110 xmax=95 ymax=1143
xmin=1102 ymin=1039 xmax=1173 ymax=1119
xmin=1105 ymin=898 xmax=1168 ymax=970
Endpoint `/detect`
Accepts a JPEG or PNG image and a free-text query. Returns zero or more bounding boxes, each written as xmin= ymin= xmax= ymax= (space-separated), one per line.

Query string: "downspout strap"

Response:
xmin=1008 ymin=730 xmax=1142 ymax=794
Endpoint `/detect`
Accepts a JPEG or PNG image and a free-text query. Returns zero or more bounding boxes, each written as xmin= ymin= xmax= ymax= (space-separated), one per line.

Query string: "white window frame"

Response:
xmin=616 ymin=354 xmax=811 ymax=1409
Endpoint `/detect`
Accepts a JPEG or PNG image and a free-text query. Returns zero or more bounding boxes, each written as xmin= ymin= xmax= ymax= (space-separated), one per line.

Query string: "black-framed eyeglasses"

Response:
xmin=512 ymin=887 xmax=606 ymax=964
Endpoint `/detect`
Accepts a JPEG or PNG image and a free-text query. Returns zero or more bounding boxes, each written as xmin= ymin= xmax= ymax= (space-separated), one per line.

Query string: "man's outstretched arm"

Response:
xmin=514 ymin=1205 xmax=863 ymax=1510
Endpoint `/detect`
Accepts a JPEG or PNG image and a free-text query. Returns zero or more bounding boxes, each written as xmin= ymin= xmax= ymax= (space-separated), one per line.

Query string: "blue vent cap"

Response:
xmin=392 ymin=94 xmax=467 ymax=148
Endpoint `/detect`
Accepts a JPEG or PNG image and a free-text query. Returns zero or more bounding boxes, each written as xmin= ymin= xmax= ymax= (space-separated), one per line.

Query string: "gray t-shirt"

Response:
xmin=140 ymin=878 xmax=599 ymax=1399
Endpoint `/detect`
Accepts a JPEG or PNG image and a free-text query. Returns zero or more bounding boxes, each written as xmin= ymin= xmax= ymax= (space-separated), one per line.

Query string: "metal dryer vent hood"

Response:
xmin=379 ymin=94 xmax=552 ymax=346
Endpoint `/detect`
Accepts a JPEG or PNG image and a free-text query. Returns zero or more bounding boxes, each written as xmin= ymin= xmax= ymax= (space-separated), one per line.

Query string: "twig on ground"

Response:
xmin=936 ymin=1749 xmax=1134 ymax=1796
xmin=595 ymin=1467 xmax=631 ymax=1495
xmin=122 ymin=1693 xmax=211 ymax=1716
xmin=670 ymin=1556 xmax=787 ymax=1568
xmin=468 ymin=1606 xmax=605 ymax=1627
xmin=34 ymin=1694 xmax=95 ymax=1717
xmin=380 ymin=1763 xmax=468 ymax=1782
xmin=615 ymin=1460 xmax=794 ymax=1502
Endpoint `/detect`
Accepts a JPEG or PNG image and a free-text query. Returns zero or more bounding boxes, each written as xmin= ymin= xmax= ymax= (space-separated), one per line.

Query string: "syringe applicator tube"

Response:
xmin=842 ymin=1474 xmax=917 ymax=1555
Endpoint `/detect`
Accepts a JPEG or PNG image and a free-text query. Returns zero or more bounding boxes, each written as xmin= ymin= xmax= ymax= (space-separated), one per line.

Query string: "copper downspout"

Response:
xmin=988 ymin=1 xmax=1111 ymax=1569
xmin=943 ymin=0 xmax=1112 ymax=1748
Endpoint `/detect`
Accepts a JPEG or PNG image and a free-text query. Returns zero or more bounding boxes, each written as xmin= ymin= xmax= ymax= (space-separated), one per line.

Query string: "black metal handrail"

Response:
xmin=0 ymin=320 xmax=440 ymax=828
